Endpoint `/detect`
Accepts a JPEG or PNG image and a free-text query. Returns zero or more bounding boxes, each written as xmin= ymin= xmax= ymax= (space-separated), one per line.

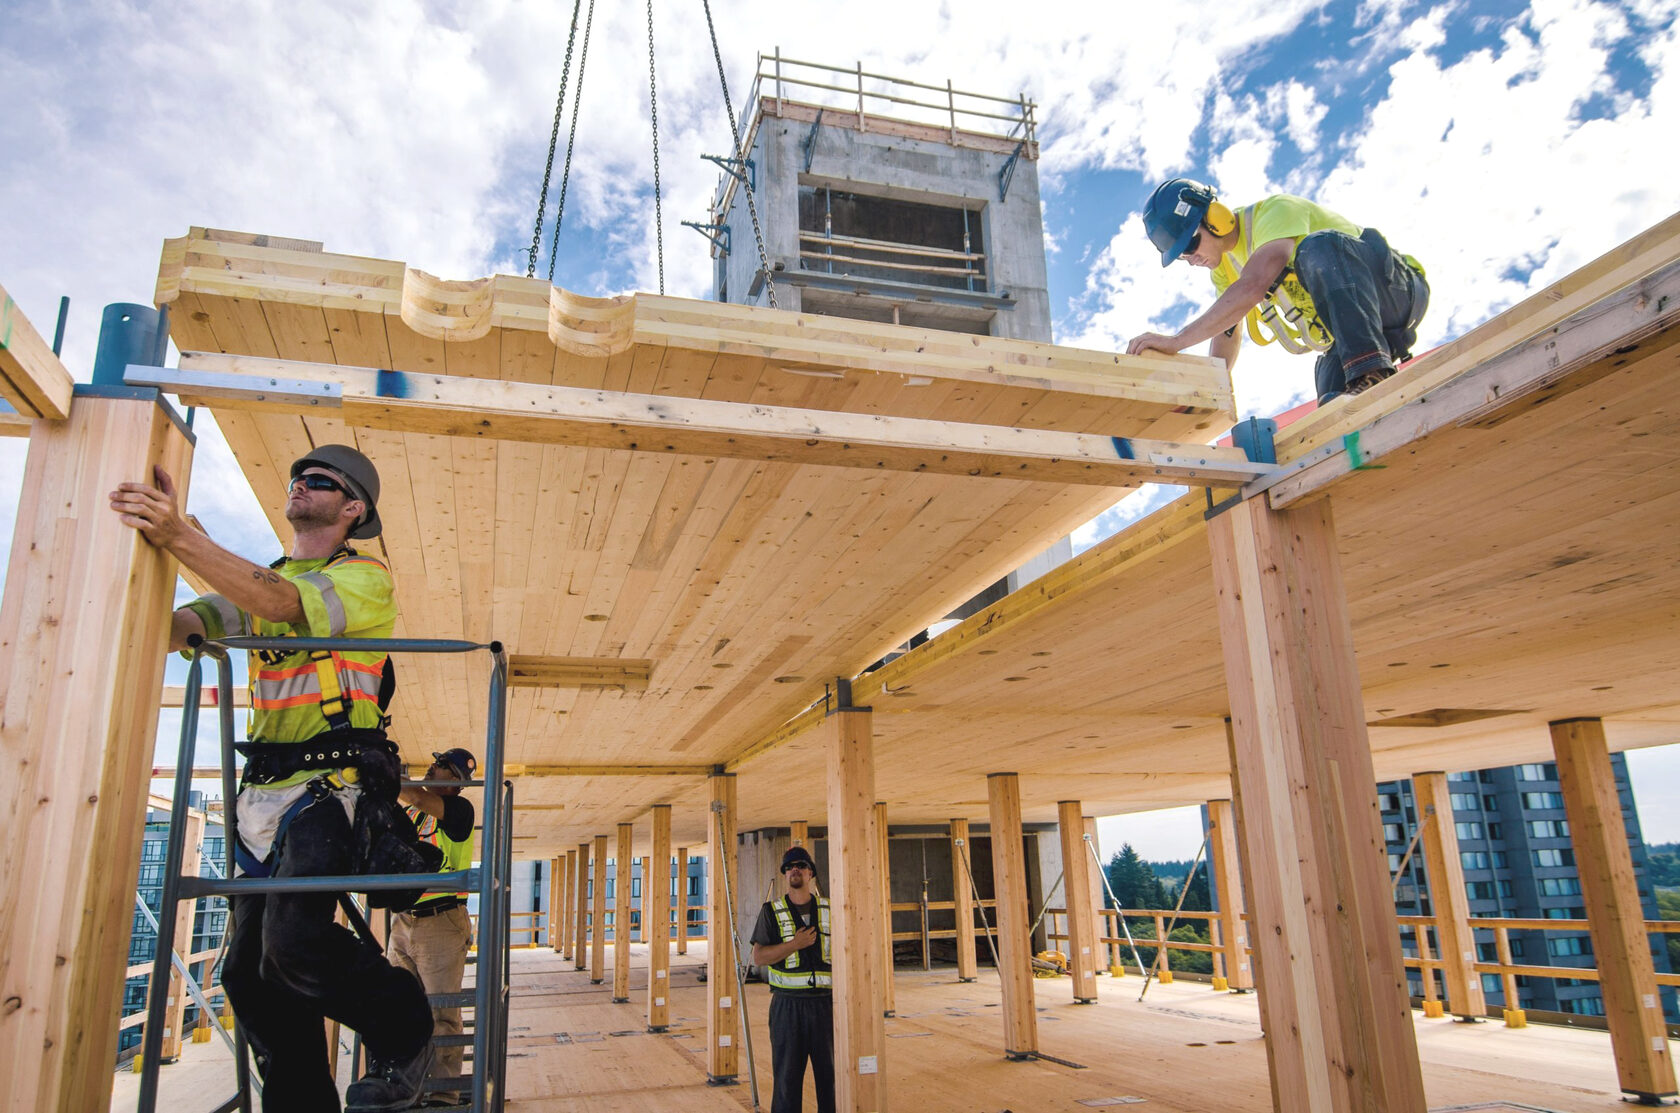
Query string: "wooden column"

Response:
xmin=676 ymin=846 xmax=690 ymax=954
xmin=648 ymin=805 xmax=672 ymax=1032
xmin=874 ymin=801 xmax=896 ymax=1016
xmin=0 ymin=392 xmax=193 ymax=1113
xmin=612 ymin=824 xmax=634 ymax=1001
xmin=707 ymin=773 xmax=739 ymax=1083
xmin=1551 ymin=718 xmax=1677 ymax=1101
xmin=591 ymin=834 xmax=608 ymax=984
xmin=1206 ymin=799 xmax=1253 ymax=992
xmin=630 ymin=857 xmax=643 ymax=941
xmin=1082 ymin=817 xmax=1110 ymax=971
xmin=950 ymin=819 xmax=978 ymax=982
xmin=562 ymin=849 xmax=578 ymax=958
xmin=1208 ymin=497 xmax=1424 ymax=1112
xmin=1411 ymin=772 xmax=1486 ymax=1021
xmin=557 ymin=857 xmax=571 ymax=954
xmin=826 ymin=694 xmax=886 ymax=1112
xmin=155 ymin=808 xmax=206 ymax=1062
xmin=574 ymin=841 xmax=590 ymax=971
xmin=987 ymin=773 xmax=1037 ymax=1059
xmin=1056 ymin=802 xmax=1099 ymax=1002
xmin=790 ymin=819 xmax=809 ymax=847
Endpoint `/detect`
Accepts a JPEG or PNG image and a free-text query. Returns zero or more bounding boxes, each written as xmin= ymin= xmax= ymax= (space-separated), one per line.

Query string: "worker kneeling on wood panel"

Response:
xmin=111 ymin=445 xmax=435 ymax=1113
xmin=750 ymin=846 xmax=836 ymax=1113
xmin=1127 ymin=178 xmax=1430 ymax=405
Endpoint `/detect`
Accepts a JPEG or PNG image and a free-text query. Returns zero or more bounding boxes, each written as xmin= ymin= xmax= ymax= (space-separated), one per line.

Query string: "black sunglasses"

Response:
xmin=294 ymin=473 xmax=350 ymax=496
xmin=1182 ymin=230 xmax=1202 ymax=258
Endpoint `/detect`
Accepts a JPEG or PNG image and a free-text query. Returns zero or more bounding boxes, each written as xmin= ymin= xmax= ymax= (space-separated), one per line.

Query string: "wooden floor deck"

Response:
xmin=115 ymin=943 xmax=1653 ymax=1112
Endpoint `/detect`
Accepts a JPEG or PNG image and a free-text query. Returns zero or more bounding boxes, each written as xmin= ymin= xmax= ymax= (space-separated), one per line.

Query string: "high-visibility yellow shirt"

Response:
xmin=408 ymin=796 xmax=475 ymax=907
xmin=1209 ymin=194 xmax=1363 ymax=328
xmin=184 ymin=548 xmax=397 ymax=787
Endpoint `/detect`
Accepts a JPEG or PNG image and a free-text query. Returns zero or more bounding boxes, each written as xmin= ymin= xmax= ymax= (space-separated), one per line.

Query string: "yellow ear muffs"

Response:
xmin=1203 ymin=199 xmax=1237 ymax=237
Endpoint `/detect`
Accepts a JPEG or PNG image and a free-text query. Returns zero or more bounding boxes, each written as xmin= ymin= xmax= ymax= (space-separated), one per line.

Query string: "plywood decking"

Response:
xmin=113 ymin=945 xmax=1649 ymax=1112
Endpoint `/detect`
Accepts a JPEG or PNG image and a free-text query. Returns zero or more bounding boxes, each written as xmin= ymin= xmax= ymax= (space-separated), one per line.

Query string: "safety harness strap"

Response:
xmin=233 ymin=788 xmax=321 ymax=878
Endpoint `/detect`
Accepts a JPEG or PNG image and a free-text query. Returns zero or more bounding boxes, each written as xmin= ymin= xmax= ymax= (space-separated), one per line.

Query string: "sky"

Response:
xmin=2 ymin=0 xmax=1678 ymax=861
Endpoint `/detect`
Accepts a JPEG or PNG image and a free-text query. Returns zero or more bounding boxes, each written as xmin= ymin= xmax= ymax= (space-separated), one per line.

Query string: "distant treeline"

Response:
xmin=1648 ymin=843 xmax=1680 ymax=890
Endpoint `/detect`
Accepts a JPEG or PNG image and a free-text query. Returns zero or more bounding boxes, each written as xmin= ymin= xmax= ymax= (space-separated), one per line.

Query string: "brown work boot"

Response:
xmin=1346 ymin=367 xmax=1395 ymax=394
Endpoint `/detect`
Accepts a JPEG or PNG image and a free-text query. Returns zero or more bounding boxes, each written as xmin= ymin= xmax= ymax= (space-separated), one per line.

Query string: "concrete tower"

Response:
xmin=704 ymin=52 xmax=1051 ymax=342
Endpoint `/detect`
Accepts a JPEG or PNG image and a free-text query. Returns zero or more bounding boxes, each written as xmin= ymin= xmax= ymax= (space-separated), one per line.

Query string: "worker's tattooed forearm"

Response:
xmin=252 ymin=570 xmax=284 ymax=584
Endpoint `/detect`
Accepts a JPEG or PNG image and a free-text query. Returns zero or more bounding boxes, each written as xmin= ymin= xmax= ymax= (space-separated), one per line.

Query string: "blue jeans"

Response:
xmin=1292 ymin=227 xmax=1429 ymax=403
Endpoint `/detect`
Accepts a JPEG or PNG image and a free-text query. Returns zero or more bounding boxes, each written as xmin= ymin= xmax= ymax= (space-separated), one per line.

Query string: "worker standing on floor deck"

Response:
xmin=390 ymin=747 xmax=478 ymax=1108
xmin=749 ymin=847 xmax=836 ymax=1113
xmin=110 ymin=445 xmax=434 ymax=1113
xmin=1126 ymin=178 xmax=1430 ymax=404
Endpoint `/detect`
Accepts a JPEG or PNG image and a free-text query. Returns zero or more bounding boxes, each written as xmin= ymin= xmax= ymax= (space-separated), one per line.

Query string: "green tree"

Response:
xmin=1106 ymin=844 xmax=1170 ymax=966
xmin=1656 ymin=887 xmax=1680 ymax=971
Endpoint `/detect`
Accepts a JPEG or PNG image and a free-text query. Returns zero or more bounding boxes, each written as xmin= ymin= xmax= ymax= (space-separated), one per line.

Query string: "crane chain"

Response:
xmin=700 ymin=0 xmax=777 ymax=309
xmin=527 ymin=0 xmax=586 ymax=279
xmin=647 ymin=0 xmax=665 ymax=295
xmin=546 ymin=0 xmax=597 ymax=283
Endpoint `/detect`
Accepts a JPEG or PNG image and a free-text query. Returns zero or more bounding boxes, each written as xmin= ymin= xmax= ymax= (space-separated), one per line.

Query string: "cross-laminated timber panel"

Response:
xmin=154 ymin=227 xmax=1234 ymax=852
xmin=717 ymin=216 xmax=1680 ymax=842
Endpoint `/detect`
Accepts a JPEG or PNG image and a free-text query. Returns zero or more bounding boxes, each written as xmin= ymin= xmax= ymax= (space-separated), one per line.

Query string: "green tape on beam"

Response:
xmin=1343 ymin=429 xmax=1386 ymax=471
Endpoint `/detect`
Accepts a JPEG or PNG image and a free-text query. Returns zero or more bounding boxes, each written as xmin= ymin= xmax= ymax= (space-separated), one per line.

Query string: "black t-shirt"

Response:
xmin=437 ymin=794 xmax=475 ymax=843
xmin=751 ymin=896 xmax=829 ymax=994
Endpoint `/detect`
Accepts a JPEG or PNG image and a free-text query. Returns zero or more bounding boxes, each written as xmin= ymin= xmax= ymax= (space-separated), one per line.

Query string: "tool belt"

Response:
xmin=236 ymin=727 xmax=398 ymax=786
xmin=234 ymin=728 xmax=443 ymax=911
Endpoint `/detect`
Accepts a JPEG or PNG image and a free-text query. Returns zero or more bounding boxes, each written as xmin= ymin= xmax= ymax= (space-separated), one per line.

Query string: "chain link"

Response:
xmin=647 ymin=0 xmax=664 ymax=295
xmin=701 ymin=0 xmax=776 ymax=310
xmin=546 ymin=0 xmax=597 ymax=283
xmin=527 ymin=0 xmax=586 ymax=279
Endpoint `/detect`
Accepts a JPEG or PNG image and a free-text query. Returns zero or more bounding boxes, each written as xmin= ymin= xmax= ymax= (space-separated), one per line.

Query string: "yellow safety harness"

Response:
xmin=1233 ymin=205 xmax=1333 ymax=355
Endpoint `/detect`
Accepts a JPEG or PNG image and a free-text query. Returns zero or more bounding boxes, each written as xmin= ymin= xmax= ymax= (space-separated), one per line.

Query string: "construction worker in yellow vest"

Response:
xmin=110 ymin=444 xmax=434 ymax=1113
xmin=749 ymin=846 xmax=834 ymax=1113
xmin=1127 ymin=179 xmax=1430 ymax=405
xmin=390 ymin=748 xmax=478 ymax=1108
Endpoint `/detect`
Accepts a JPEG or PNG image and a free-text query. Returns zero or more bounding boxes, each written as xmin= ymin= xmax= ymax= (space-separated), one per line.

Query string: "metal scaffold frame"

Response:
xmin=136 ymin=635 xmax=515 ymax=1113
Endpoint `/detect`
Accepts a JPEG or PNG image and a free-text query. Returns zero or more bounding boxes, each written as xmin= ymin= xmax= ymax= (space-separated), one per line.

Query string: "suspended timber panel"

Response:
xmin=154 ymin=227 xmax=1234 ymax=853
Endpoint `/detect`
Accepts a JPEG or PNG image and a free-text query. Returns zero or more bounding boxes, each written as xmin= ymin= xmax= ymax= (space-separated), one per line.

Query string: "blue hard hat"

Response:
xmin=1143 ymin=178 xmax=1217 ymax=266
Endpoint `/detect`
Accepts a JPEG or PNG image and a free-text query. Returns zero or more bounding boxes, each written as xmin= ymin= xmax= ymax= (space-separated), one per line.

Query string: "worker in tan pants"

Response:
xmin=391 ymin=748 xmax=478 ymax=1107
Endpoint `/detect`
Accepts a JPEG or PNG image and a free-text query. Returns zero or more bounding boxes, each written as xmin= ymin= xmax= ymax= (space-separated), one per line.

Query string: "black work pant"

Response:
xmin=1293 ymin=226 xmax=1430 ymax=403
xmin=223 ymin=793 xmax=432 ymax=1112
xmin=769 ymin=992 xmax=835 ymax=1113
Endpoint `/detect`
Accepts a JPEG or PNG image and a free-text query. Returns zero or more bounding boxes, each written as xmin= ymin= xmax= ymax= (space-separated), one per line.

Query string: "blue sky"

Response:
xmin=2 ymin=0 xmax=1678 ymax=859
